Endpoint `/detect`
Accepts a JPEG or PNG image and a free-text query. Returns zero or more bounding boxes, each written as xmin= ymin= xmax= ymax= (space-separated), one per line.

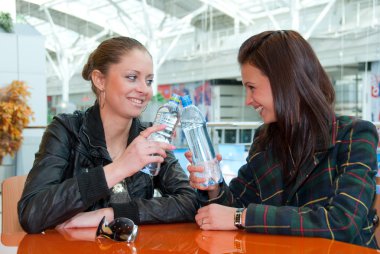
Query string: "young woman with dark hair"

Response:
xmin=187 ymin=30 xmax=379 ymax=249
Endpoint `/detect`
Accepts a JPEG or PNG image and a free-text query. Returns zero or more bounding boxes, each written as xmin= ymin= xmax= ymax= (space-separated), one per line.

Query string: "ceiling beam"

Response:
xmin=198 ymin=0 xmax=253 ymax=26
xmin=304 ymin=0 xmax=336 ymax=39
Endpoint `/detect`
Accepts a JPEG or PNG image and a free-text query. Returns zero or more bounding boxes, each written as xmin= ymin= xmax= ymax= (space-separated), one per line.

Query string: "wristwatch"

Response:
xmin=234 ymin=208 xmax=245 ymax=229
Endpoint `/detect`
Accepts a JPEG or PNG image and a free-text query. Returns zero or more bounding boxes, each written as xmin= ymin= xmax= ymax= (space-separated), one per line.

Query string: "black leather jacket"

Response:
xmin=18 ymin=104 xmax=198 ymax=233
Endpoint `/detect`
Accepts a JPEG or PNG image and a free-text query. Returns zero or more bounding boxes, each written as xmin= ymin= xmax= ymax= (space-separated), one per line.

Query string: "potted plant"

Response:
xmin=0 ymin=80 xmax=34 ymax=164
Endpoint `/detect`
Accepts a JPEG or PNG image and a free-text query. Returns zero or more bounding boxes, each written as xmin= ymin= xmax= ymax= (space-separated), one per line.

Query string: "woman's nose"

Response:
xmin=136 ymin=80 xmax=150 ymax=93
xmin=245 ymin=93 xmax=252 ymax=106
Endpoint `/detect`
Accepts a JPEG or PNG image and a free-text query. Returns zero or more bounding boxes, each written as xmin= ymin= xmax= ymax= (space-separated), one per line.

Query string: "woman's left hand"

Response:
xmin=195 ymin=204 xmax=238 ymax=230
xmin=55 ymin=208 xmax=114 ymax=229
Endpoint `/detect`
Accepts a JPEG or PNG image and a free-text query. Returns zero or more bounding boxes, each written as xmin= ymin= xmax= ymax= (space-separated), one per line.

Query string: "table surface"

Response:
xmin=1 ymin=223 xmax=379 ymax=254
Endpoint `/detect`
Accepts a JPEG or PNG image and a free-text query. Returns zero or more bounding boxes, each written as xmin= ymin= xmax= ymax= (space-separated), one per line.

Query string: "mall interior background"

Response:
xmin=0 ymin=0 xmax=380 ymax=180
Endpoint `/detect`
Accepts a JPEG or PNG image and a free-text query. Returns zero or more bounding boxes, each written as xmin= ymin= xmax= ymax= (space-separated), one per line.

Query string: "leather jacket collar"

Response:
xmin=81 ymin=102 xmax=147 ymax=161
xmin=82 ymin=102 xmax=107 ymax=148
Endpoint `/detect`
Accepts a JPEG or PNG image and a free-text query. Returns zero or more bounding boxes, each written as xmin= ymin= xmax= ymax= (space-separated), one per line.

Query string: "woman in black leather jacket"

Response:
xmin=18 ymin=37 xmax=198 ymax=233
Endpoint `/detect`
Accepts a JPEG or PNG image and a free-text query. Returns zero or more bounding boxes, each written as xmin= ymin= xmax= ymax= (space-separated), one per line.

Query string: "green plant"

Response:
xmin=151 ymin=92 xmax=166 ymax=103
xmin=0 ymin=12 xmax=13 ymax=33
xmin=0 ymin=81 xmax=34 ymax=164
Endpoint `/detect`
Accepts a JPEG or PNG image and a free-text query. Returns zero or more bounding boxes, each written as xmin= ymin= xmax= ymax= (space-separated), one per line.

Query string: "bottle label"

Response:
xmin=154 ymin=112 xmax=178 ymax=138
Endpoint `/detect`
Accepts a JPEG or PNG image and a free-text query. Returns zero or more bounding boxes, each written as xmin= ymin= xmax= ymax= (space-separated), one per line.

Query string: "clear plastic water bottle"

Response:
xmin=180 ymin=95 xmax=222 ymax=187
xmin=141 ymin=94 xmax=181 ymax=176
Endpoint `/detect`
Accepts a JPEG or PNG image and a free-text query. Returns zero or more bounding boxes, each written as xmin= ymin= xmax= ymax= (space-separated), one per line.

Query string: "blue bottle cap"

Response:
xmin=180 ymin=95 xmax=193 ymax=107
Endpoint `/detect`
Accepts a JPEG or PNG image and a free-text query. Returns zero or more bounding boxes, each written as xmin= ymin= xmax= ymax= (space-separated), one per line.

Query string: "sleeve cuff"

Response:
xmin=76 ymin=165 xmax=110 ymax=206
xmin=111 ymin=202 xmax=140 ymax=225
xmin=197 ymin=181 xmax=228 ymax=206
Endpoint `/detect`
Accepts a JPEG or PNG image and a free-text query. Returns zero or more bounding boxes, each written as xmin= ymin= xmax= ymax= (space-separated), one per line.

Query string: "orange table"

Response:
xmin=1 ymin=223 xmax=379 ymax=253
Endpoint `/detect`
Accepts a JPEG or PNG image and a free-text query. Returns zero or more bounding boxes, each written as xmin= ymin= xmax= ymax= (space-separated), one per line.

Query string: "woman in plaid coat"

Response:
xmin=187 ymin=30 xmax=379 ymax=249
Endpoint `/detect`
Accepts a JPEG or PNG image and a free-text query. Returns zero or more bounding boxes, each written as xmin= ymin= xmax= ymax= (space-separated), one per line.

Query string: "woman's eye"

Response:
xmin=146 ymin=79 xmax=154 ymax=86
xmin=246 ymin=86 xmax=254 ymax=92
xmin=126 ymin=75 xmax=137 ymax=81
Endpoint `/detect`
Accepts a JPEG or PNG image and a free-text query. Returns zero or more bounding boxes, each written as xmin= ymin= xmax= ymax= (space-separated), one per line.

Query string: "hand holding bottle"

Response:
xmin=124 ymin=124 xmax=176 ymax=174
xmin=180 ymin=95 xmax=223 ymax=187
xmin=185 ymin=150 xmax=222 ymax=194
xmin=141 ymin=94 xmax=180 ymax=176
xmin=104 ymin=124 xmax=175 ymax=188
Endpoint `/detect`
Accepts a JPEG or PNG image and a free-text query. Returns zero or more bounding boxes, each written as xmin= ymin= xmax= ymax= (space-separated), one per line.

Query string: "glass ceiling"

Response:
xmin=13 ymin=0 xmax=380 ymax=93
xmin=17 ymin=0 xmax=379 ymax=55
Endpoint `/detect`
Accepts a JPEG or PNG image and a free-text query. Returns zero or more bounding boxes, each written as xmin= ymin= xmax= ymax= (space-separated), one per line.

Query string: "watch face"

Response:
xmin=234 ymin=208 xmax=244 ymax=229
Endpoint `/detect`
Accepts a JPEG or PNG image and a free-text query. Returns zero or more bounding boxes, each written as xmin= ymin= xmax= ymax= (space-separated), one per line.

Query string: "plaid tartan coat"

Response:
xmin=201 ymin=115 xmax=379 ymax=249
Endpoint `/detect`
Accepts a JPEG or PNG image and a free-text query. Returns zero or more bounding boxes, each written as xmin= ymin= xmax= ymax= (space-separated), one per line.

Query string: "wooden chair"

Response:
xmin=1 ymin=175 xmax=27 ymax=234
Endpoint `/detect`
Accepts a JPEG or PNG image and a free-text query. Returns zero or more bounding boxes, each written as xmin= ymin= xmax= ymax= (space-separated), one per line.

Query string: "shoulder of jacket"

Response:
xmin=336 ymin=115 xmax=377 ymax=136
xmin=53 ymin=110 xmax=84 ymax=136
xmin=336 ymin=115 xmax=373 ymax=127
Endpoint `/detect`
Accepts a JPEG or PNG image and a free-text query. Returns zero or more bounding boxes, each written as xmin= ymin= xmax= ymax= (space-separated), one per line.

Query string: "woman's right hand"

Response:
xmin=185 ymin=151 xmax=222 ymax=195
xmin=104 ymin=124 xmax=175 ymax=188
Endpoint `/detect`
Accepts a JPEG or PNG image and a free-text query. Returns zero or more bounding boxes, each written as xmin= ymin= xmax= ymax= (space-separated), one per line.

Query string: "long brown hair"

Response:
xmin=82 ymin=36 xmax=150 ymax=99
xmin=238 ymin=30 xmax=335 ymax=182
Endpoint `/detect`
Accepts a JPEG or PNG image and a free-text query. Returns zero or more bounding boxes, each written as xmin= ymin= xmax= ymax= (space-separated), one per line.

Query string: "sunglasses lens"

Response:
xmin=96 ymin=216 xmax=138 ymax=242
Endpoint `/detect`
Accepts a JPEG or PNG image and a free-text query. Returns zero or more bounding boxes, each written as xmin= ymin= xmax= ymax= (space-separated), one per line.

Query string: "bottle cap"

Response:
xmin=180 ymin=95 xmax=193 ymax=107
xmin=169 ymin=93 xmax=181 ymax=105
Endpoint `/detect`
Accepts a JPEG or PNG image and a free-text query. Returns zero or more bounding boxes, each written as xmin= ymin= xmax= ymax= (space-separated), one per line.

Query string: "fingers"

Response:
xmin=137 ymin=126 xmax=176 ymax=161
xmin=139 ymin=125 xmax=176 ymax=153
xmin=55 ymin=223 xmax=64 ymax=230
xmin=188 ymin=164 xmax=208 ymax=190
xmin=189 ymin=174 xmax=219 ymax=191
xmin=190 ymin=182 xmax=210 ymax=191
xmin=187 ymin=164 xmax=204 ymax=173
xmin=188 ymin=165 xmax=220 ymax=191
xmin=190 ymin=181 xmax=219 ymax=191
xmin=195 ymin=207 xmax=214 ymax=230
xmin=184 ymin=150 xmax=193 ymax=163
xmin=139 ymin=124 xmax=166 ymax=139
xmin=145 ymin=141 xmax=175 ymax=157
xmin=195 ymin=211 xmax=205 ymax=226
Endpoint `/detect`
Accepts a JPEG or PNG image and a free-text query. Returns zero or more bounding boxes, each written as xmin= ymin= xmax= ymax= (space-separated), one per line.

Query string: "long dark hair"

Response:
xmin=238 ymin=30 xmax=335 ymax=182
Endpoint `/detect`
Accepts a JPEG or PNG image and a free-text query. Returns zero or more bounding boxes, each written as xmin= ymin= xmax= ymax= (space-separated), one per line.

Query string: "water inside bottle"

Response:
xmin=182 ymin=123 xmax=222 ymax=186
xmin=182 ymin=123 xmax=215 ymax=161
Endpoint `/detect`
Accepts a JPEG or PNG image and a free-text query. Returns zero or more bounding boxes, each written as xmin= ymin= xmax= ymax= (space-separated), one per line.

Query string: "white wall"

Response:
xmin=0 ymin=24 xmax=47 ymax=176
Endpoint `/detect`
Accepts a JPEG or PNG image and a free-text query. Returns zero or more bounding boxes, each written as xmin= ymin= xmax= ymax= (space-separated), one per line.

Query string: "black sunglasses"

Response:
xmin=96 ymin=216 xmax=138 ymax=242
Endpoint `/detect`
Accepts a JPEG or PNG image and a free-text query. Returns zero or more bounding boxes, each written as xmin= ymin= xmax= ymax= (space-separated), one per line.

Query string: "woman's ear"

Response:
xmin=92 ymin=70 xmax=105 ymax=91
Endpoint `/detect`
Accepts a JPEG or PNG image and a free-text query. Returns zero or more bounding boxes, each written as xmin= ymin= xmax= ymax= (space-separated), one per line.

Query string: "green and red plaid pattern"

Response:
xmin=200 ymin=115 xmax=379 ymax=249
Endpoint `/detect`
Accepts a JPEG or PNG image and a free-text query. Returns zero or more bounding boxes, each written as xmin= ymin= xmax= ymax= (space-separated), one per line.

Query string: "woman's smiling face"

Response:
xmin=241 ymin=63 xmax=276 ymax=124
xmin=102 ymin=48 xmax=154 ymax=119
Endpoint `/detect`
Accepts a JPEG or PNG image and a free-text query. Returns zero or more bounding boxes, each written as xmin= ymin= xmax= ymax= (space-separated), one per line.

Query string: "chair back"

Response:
xmin=2 ymin=175 xmax=27 ymax=233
